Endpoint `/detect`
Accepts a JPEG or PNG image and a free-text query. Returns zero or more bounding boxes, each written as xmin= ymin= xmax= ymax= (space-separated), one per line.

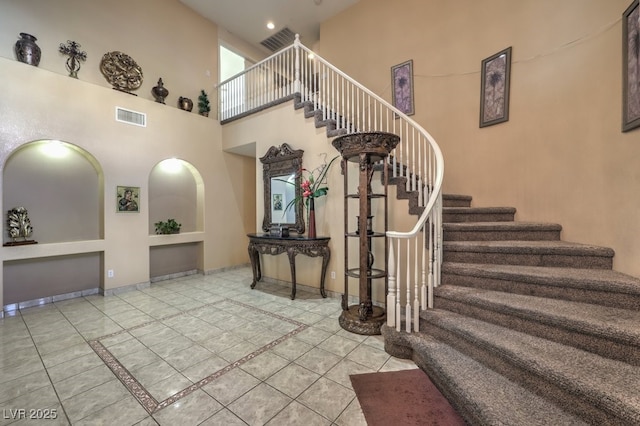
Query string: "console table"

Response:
xmin=247 ymin=233 xmax=331 ymax=300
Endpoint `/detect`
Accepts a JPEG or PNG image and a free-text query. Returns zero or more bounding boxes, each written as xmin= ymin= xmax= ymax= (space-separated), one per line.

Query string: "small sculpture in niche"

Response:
xmin=6 ymin=207 xmax=35 ymax=244
xmin=59 ymin=40 xmax=87 ymax=78
xmin=152 ymin=78 xmax=169 ymax=104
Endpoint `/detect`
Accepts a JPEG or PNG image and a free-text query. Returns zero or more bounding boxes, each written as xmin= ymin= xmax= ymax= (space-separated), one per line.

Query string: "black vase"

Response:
xmin=15 ymin=33 xmax=41 ymax=66
xmin=152 ymin=78 xmax=169 ymax=104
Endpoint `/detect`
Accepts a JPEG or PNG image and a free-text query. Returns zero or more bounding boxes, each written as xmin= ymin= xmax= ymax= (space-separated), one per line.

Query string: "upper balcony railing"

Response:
xmin=217 ymin=36 xmax=444 ymax=333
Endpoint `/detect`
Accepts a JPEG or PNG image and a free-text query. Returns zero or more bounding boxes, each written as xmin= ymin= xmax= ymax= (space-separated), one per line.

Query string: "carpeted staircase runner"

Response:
xmin=382 ymin=193 xmax=640 ymax=425
xmin=350 ymin=369 xmax=466 ymax=426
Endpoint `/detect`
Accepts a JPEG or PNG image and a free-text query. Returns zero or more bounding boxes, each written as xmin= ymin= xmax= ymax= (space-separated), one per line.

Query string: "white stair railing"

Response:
xmin=217 ymin=36 xmax=444 ymax=332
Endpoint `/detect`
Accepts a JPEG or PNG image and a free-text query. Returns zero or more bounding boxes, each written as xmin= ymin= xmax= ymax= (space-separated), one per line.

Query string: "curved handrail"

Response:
xmin=217 ymin=36 xmax=445 ymax=330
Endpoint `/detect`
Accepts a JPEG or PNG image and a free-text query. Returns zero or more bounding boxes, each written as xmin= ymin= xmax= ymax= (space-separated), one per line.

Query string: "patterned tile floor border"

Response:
xmin=89 ymin=298 xmax=307 ymax=414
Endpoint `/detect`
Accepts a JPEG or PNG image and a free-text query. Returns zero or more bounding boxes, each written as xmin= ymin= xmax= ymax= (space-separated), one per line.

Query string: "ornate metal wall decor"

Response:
xmin=15 ymin=33 xmax=41 ymax=66
xmin=59 ymin=40 xmax=87 ymax=78
xmin=100 ymin=51 xmax=143 ymax=94
xmin=5 ymin=207 xmax=36 ymax=246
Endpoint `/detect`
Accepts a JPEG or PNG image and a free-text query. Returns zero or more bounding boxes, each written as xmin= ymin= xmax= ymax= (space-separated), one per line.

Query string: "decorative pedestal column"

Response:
xmin=332 ymin=132 xmax=400 ymax=335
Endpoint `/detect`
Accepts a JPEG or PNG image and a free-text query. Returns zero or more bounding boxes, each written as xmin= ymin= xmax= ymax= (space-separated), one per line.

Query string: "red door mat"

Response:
xmin=350 ymin=369 xmax=466 ymax=426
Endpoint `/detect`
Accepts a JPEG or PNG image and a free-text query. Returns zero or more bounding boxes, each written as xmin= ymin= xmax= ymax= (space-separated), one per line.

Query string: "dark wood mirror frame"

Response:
xmin=260 ymin=143 xmax=305 ymax=234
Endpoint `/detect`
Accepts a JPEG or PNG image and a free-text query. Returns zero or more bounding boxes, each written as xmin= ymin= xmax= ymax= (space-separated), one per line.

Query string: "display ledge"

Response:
xmin=0 ymin=239 xmax=105 ymax=261
xmin=148 ymin=231 xmax=205 ymax=246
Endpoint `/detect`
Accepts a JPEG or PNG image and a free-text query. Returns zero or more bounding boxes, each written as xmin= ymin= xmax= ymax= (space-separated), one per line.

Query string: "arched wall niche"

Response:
xmin=148 ymin=158 xmax=204 ymax=280
xmin=148 ymin=158 xmax=204 ymax=235
xmin=3 ymin=140 xmax=104 ymax=244
xmin=2 ymin=139 xmax=104 ymax=306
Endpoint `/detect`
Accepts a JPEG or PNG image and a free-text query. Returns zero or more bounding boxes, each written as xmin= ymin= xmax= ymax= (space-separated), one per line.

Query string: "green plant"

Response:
xmin=154 ymin=218 xmax=181 ymax=234
xmin=198 ymin=89 xmax=211 ymax=115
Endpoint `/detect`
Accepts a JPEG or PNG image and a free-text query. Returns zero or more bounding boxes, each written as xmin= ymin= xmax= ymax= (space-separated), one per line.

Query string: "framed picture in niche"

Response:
xmin=117 ymin=186 xmax=140 ymax=212
xmin=623 ymin=0 xmax=640 ymax=132
xmin=391 ymin=59 xmax=415 ymax=116
xmin=480 ymin=47 xmax=512 ymax=128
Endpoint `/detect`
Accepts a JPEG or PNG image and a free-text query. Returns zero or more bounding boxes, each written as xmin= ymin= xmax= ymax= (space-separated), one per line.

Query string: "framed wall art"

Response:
xmin=117 ymin=186 xmax=140 ymax=212
xmin=391 ymin=59 xmax=415 ymax=116
xmin=623 ymin=0 xmax=640 ymax=132
xmin=480 ymin=47 xmax=512 ymax=128
xmin=272 ymin=193 xmax=283 ymax=211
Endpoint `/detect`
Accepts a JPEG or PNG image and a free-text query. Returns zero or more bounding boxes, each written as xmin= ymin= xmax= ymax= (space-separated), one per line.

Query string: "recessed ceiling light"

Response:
xmin=266 ymin=22 xmax=275 ymax=30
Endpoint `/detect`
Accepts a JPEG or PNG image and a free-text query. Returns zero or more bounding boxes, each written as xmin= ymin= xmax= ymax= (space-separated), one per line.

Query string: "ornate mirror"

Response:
xmin=260 ymin=144 xmax=305 ymax=234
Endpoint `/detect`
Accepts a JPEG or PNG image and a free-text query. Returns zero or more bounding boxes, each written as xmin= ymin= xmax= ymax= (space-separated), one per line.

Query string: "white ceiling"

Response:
xmin=179 ymin=0 xmax=359 ymax=53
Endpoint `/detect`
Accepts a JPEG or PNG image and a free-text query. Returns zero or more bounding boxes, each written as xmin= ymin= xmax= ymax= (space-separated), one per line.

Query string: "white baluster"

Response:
xmin=387 ymin=238 xmax=396 ymax=327
xmin=395 ymin=239 xmax=401 ymax=332
xmin=405 ymin=239 xmax=411 ymax=333
xmin=294 ymin=36 xmax=300 ymax=93
xmin=421 ymin=222 xmax=427 ymax=310
xmin=413 ymin=236 xmax=420 ymax=332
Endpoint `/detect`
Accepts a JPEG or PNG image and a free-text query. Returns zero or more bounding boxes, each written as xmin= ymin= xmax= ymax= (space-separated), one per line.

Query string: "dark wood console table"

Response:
xmin=247 ymin=233 xmax=330 ymax=300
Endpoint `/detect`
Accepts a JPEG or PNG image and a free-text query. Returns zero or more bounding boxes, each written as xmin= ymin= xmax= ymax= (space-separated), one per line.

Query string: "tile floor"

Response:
xmin=0 ymin=267 xmax=416 ymax=425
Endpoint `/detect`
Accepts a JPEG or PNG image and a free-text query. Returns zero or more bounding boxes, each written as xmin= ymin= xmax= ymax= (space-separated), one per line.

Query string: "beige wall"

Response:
xmin=223 ymin=104 xmax=348 ymax=295
xmin=0 ymin=0 xmax=218 ymax=107
xmin=3 ymin=0 xmax=639 ymax=309
xmin=0 ymin=0 xmax=256 ymax=309
xmin=319 ymin=0 xmax=640 ymax=278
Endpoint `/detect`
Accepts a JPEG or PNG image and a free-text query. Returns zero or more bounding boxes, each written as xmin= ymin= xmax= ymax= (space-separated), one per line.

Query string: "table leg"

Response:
xmin=248 ymin=244 xmax=260 ymax=289
xmin=319 ymin=246 xmax=330 ymax=298
xmin=287 ymin=249 xmax=297 ymax=300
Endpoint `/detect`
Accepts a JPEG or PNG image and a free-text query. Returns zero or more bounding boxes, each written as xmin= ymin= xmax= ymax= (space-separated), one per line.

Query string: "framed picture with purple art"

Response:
xmin=623 ymin=0 xmax=640 ymax=132
xmin=480 ymin=46 xmax=512 ymax=128
xmin=391 ymin=59 xmax=415 ymax=116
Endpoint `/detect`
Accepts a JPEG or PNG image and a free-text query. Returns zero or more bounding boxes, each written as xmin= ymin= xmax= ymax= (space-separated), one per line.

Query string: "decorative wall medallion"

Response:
xmin=100 ymin=51 xmax=143 ymax=94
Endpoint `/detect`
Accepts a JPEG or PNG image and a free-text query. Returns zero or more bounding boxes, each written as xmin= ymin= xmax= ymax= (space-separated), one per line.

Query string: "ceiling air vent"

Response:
xmin=260 ymin=27 xmax=296 ymax=52
xmin=115 ymin=106 xmax=146 ymax=127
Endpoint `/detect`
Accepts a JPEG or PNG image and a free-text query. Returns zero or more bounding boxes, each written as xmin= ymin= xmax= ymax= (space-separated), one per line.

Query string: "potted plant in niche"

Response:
xmin=154 ymin=218 xmax=181 ymax=234
xmin=198 ymin=90 xmax=211 ymax=117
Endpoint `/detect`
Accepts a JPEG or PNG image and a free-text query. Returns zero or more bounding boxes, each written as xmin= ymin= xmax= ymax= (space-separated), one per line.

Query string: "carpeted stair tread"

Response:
xmin=444 ymin=221 xmax=562 ymax=232
xmin=444 ymin=240 xmax=615 ymax=256
xmin=435 ymin=286 xmax=640 ymax=346
xmin=442 ymin=262 xmax=640 ymax=296
xmin=442 ymin=194 xmax=472 ymax=203
xmin=400 ymin=332 xmax=588 ymax=425
xmin=421 ymin=310 xmax=640 ymax=423
xmin=444 ymin=206 xmax=516 ymax=214
xmin=444 ymin=221 xmax=562 ymax=241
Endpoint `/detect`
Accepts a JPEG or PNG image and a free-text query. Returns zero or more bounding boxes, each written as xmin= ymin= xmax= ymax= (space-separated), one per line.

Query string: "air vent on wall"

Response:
xmin=260 ymin=27 xmax=297 ymax=52
xmin=115 ymin=106 xmax=146 ymax=127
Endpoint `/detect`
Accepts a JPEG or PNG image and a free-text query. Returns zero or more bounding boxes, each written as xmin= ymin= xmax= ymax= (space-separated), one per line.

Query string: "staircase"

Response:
xmin=217 ymin=37 xmax=640 ymax=425
xmin=382 ymin=194 xmax=640 ymax=425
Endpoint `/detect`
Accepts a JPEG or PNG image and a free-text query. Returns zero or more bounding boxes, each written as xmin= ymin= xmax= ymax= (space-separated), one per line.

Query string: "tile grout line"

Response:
xmin=19 ymin=305 xmax=74 ymax=425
